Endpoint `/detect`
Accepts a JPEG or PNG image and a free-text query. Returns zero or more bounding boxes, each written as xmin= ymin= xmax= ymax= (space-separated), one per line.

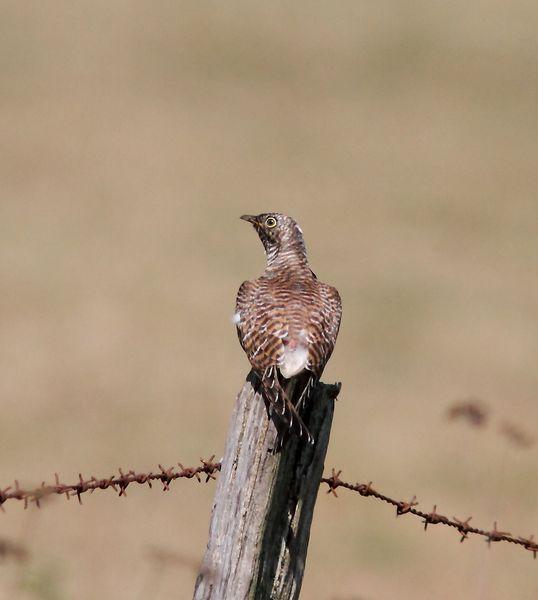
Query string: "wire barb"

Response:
xmin=0 ymin=458 xmax=221 ymax=509
xmin=1 ymin=459 xmax=536 ymax=560
xmin=320 ymin=469 xmax=538 ymax=559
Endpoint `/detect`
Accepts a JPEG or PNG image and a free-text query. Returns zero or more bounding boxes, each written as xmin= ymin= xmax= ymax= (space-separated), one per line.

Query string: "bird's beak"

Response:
xmin=240 ymin=214 xmax=257 ymax=224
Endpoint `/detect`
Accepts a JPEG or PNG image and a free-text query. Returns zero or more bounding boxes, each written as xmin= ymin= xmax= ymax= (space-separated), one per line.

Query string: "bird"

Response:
xmin=234 ymin=212 xmax=342 ymax=446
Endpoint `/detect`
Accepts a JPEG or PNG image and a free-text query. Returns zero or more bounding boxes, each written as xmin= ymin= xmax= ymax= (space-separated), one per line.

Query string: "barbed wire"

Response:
xmin=0 ymin=538 xmax=28 ymax=562
xmin=0 ymin=457 xmax=221 ymax=510
xmin=146 ymin=545 xmax=200 ymax=572
xmin=447 ymin=397 xmax=489 ymax=427
xmin=447 ymin=398 xmax=535 ymax=449
xmin=1 ymin=457 xmax=536 ymax=559
xmin=321 ymin=468 xmax=538 ymax=558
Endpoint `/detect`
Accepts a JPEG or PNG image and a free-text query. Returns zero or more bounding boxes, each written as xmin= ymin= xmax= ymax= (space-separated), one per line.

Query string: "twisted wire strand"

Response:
xmin=1 ymin=458 xmax=536 ymax=559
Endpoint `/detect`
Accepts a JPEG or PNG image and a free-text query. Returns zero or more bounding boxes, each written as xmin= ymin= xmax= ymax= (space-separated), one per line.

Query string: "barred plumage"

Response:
xmin=235 ymin=213 xmax=342 ymax=445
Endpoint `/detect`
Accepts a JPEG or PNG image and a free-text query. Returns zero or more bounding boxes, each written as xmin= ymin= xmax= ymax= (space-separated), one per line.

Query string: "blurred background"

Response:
xmin=1 ymin=1 xmax=537 ymax=598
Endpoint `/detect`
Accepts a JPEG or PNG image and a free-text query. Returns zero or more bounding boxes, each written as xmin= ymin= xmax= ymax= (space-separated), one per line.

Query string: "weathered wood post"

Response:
xmin=193 ymin=373 xmax=340 ymax=600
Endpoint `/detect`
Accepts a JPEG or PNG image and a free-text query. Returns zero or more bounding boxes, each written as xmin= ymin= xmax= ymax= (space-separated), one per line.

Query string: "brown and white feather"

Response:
xmin=235 ymin=213 xmax=342 ymax=444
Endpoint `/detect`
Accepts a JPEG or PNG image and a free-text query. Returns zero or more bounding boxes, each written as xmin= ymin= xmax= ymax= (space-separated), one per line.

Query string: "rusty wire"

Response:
xmin=1 ymin=457 xmax=536 ymax=560
xmin=0 ymin=457 xmax=221 ymax=510
xmin=498 ymin=421 xmax=535 ymax=449
xmin=321 ymin=468 xmax=538 ymax=559
xmin=147 ymin=546 xmax=201 ymax=572
xmin=447 ymin=398 xmax=535 ymax=449
xmin=447 ymin=397 xmax=489 ymax=427
xmin=0 ymin=538 xmax=28 ymax=562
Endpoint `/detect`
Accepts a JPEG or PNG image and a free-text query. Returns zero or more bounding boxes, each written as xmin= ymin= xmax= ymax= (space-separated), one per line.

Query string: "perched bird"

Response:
xmin=235 ymin=213 xmax=342 ymax=445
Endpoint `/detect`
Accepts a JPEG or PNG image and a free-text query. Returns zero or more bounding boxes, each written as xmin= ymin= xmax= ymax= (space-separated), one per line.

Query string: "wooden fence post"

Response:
xmin=193 ymin=373 xmax=340 ymax=600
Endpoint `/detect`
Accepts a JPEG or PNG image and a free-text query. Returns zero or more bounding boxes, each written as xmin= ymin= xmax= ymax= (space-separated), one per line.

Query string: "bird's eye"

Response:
xmin=265 ymin=217 xmax=277 ymax=228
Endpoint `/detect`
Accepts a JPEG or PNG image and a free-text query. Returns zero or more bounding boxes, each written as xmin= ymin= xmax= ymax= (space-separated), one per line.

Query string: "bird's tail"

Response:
xmin=255 ymin=366 xmax=313 ymax=448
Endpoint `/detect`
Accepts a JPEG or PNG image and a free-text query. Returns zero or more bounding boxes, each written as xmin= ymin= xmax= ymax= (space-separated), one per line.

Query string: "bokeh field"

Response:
xmin=1 ymin=2 xmax=537 ymax=598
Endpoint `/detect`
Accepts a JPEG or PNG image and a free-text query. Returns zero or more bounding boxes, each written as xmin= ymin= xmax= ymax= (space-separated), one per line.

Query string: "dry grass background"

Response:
xmin=1 ymin=2 xmax=537 ymax=598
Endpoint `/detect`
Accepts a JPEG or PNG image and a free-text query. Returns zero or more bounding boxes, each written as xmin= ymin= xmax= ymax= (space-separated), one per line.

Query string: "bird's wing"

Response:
xmin=306 ymin=283 xmax=342 ymax=378
xmin=289 ymin=283 xmax=341 ymax=413
xmin=235 ymin=279 xmax=312 ymax=443
xmin=235 ymin=280 xmax=281 ymax=369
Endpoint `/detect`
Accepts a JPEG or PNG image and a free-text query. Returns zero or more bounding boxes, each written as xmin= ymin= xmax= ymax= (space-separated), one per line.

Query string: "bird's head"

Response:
xmin=240 ymin=213 xmax=307 ymax=268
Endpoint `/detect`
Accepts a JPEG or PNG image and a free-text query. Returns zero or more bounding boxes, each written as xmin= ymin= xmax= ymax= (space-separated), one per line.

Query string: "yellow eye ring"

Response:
xmin=265 ymin=217 xmax=277 ymax=228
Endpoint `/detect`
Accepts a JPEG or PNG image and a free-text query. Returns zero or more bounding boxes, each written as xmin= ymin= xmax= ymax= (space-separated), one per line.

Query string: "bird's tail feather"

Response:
xmin=257 ymin=367 xmax=313 ymax=447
